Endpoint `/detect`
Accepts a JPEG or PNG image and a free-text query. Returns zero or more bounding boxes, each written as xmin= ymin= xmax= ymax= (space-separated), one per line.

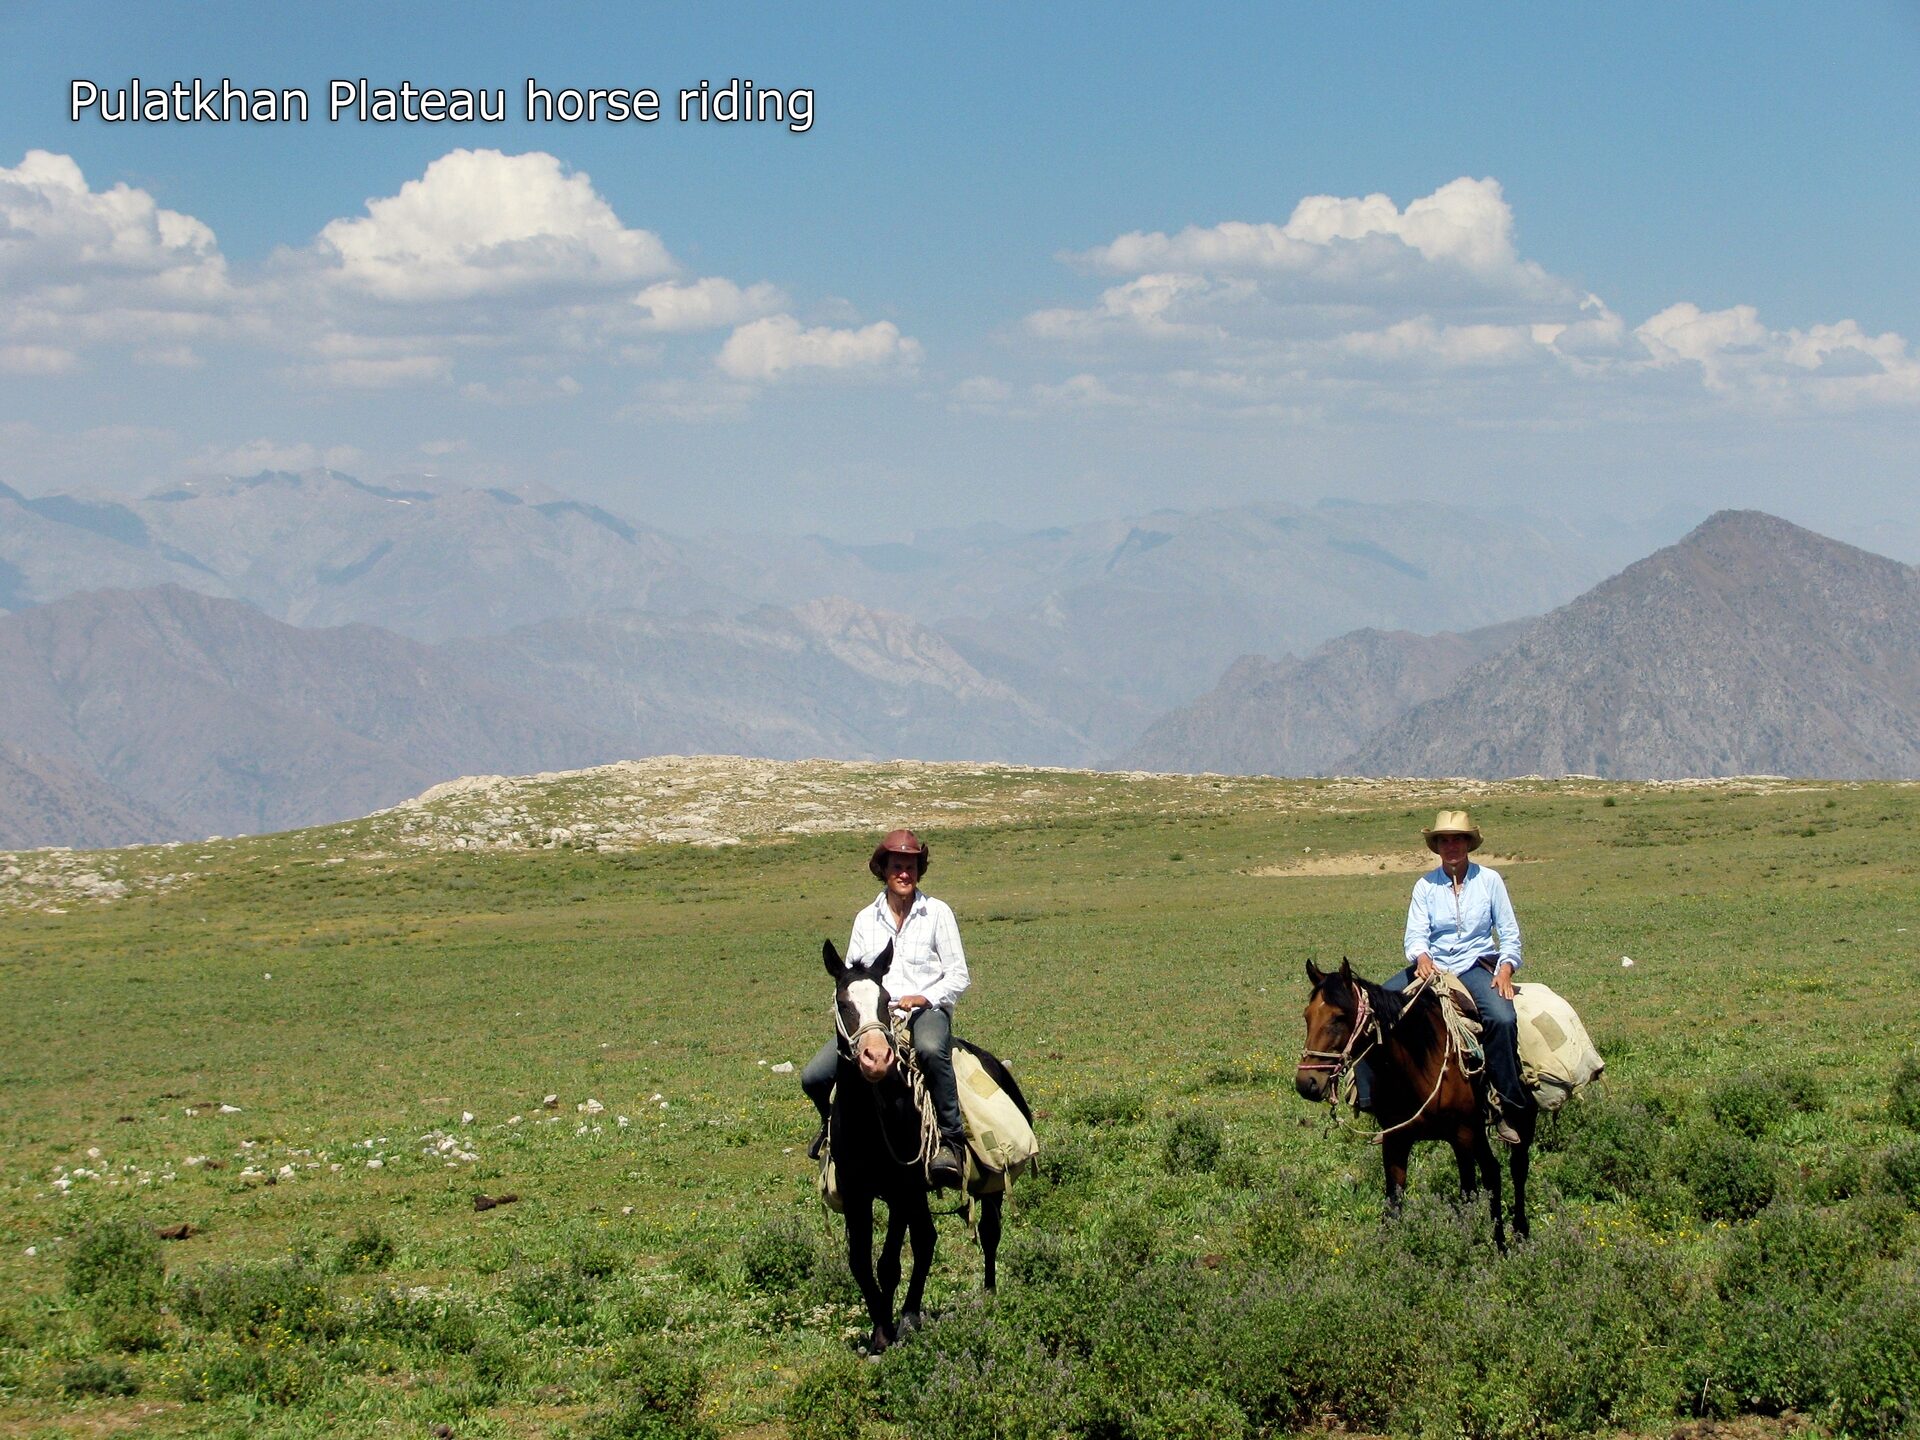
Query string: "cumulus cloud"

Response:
xmin=1636 ymin=303 xmax=1920 ymax=410
xmin=631 ymin=277 xmax=786 ymax=332
xmin=0 ymin=150 xmax=232 ymax=351
xmin=190 ymin=439 xmax=364 ymax=474
xmin=716 ymin=315 xmax=922 ymax=381
xmin=1018 ymin=176 xmax=1920 ymax=422
xmin=310 ymin=149 xmax=674 ymax=302
xmin=0 ymin=344 xmax=79 ymax=375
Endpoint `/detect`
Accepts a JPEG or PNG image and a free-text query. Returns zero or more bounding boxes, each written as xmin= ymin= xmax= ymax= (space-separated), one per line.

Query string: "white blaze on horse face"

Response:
xmin=844 ymin=977 xmax=895 ymax=1080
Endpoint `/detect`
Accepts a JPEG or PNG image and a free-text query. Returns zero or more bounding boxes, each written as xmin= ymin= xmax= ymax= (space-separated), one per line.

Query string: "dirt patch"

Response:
xmin=1246 ymin=851 xmax=1532 ymax=878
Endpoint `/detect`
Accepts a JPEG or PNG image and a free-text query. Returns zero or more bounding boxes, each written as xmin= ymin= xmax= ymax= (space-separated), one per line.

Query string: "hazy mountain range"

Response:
xmin=5 ymin=469 xmax=1912 ymax=850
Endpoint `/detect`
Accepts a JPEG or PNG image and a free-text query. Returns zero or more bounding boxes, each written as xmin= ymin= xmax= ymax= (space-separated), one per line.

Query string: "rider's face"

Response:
xmin=1435 ymin=833 xmax=1473 ymax=876
xmin=884 ymin=853 xmax=918 ymax=897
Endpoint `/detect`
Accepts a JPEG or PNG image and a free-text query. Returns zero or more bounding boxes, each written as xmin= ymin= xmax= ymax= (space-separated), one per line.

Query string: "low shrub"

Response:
xmin=505 ymin=1260 xmax=601 ymax=1330
xmin=583 ymin=1336 xmax=716 ymax=1440
xmin=1677 ymin=1125 xmax=1776 ymax=1220
xmin=1712 ymin=1205 xmax=1866 ymax=1414
xmin=1067 ymin=1089 xmax=1147 ymax=1127
xmin=1161 ymin=1111 xmax=1224 ymax=1174
xmin=1827 ymin=1279 xmax=1920 ymax=1438
xmin=163 ymin=1333 xmax=325 ymax=1406
xmin=332 ymin=1220 xmax=397 ymax=1274
xmin=787 ymin=1350 xmax=869 ymax=1440
xmin=1879 ymin=1138 xmax=1920 ymax=1210
xmin=1708 ymin=1068 xmax=1822 ymax=1138
xmin=55 ymin=1355 xmax=138 ymax=1398
xmin=1542 ymin=1095 xmax=1671 ymax=1203
xmin=1889 ymin=1049 xmax=1920 ymax=1132
xmin=1096 ymin=1205 xmax=1159 ymax=1274
xmin=172 ymin=1258 xmax=340 ymax=1340
xmin=741 ymin=1215 xmax=816 ymax=1292
xmin=66 ymin=1220 xmax=164 ymax=1308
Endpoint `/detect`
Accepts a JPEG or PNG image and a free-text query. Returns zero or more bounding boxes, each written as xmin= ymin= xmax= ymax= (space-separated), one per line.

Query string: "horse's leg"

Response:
xmin=1453 ymin=1131 xmax=1479 ymax=1196
xmin=844 ymin=1196 xmax=894 ymax=1353
xmin=1474 ymin=1128 xmax=1506 ymax=1252
xmin=877 ymin=1201 xmax=907 ymax=1323
xmin=1509 ymin=1114 xmax=1534 ymax=1241
xmin=898 ymin=1189 xmax=937 ymax=1333
xmin=979 ymin=1193 xmax=1004 ymax=1291
xmin=1381 ymin=1133 xmax=1413 ymax=1216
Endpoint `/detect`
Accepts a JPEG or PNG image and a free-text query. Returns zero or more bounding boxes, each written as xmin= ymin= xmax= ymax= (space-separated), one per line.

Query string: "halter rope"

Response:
xmin=1299 ymin=975 xmax=1487 ymax=1146
xmin=832 ymin=993 xmax=941 ymax=1178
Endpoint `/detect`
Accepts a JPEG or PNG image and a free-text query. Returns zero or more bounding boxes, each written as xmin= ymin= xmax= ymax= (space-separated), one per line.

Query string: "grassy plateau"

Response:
xmin=2 ymin=760 xmax=1918 ymax=1439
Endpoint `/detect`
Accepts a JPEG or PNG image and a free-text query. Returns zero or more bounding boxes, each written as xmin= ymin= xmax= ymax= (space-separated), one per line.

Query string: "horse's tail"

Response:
xmin=952 ymin=1037 xmax=1035 ymax=1124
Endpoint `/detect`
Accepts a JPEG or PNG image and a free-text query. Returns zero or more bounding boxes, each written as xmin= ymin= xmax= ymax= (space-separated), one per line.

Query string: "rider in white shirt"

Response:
xmin=801 ymin=828 xmax=971 ymax=1186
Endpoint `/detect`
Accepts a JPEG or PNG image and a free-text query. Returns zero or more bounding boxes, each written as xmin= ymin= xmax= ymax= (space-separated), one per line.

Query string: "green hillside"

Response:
xmin=4 ymin=762 xmax=1917 ymax=1437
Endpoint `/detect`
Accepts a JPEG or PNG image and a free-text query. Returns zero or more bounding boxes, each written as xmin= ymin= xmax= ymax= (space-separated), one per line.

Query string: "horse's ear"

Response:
xmin=1305 ymin=959 xmax=1324 ymax=987
xmin=822 ymin=939 xmax=843 ymax=977
xmin=870 ymin=939 xmax=894 ymax=977
xmin=1338 ymin=957 xmax=1353 ymax=981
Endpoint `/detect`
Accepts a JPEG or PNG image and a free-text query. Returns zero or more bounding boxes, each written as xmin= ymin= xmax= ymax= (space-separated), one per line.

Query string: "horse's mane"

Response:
xmin=1331 ymin=969 xmax=1446 ymax=1065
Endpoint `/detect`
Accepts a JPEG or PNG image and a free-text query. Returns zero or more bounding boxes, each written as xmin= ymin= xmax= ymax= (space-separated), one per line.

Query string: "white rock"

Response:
xmin=23 ymin=1246 xmax=35 ymax=1256
xmin=1621 ymin=956 xmax=1635 ymax=967
xmin=218 ymin=1104 xmax=242 ymax=1114
xmin=582 ymin=1098 xmax=605 ymax=1114
xmin=278 ymin=1165 xmax=296 ymax=1180
xmin=367 ymin=1158 xmax=384 ymax=1169
xmin=461 ymin=1111 xmax=475 ymax=1125
xmin=770 ymin=1062 xmax=794 ymax=1074
xmin=86 ymin=1147 xmax=101 ymax=1160
xmin=621 ymin=1206 xmax=634 ymax=1216
xmin=617 ymin=1115 xmax=630 ymax=1127
xmin=543 ymin=1094 xmax=559 ymax=1107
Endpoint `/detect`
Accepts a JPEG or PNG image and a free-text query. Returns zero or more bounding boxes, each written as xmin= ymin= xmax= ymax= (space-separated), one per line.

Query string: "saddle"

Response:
xmin=1428 ymin=971 xmax=1484 ymax=1042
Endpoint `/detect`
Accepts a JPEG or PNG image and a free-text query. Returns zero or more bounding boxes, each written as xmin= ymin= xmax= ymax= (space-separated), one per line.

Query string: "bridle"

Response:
xmin=1297 ymin=979 xmax=1379 ymax=1105
xmin=829 ymin=981 xmax=940 ymax=1174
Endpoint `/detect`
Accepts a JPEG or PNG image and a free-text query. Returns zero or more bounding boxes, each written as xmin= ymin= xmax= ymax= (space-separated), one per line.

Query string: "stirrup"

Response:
xmin=927 ymin=1139 xmax=965 ymax=1189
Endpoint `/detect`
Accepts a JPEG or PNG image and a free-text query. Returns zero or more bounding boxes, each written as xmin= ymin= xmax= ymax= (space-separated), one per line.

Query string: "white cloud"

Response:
xmin=716 ymin=315 xmax=922 ymax=381
xmin=1017 ymin=177 xmax=1920 ymax=423
xmin=189 ymin=439 xmax=364 ymax=474
xmin=618 ymin=376 xmax=756 ymax=423
xmin=1636 ymin=303 xmax=1920 ymax=410
xmin=0 ymin=344 xmax=79 ymax=375
xmin=632 ymin=277 xmax=785 ymax=332
xmin=311 ymin=149 xmax=674 ymax=302
xmin=290 ymin=355 xmax=453 ymax=389
xmin=0 ymin=150 xmax=232 ymax=352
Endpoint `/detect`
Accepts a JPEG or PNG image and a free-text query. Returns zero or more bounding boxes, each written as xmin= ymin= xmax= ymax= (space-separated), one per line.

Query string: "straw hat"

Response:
xmin=1422 ymin=809 xmax=1483 ymax=853
xmin=868 ymin=827 xmax=930 ymax=879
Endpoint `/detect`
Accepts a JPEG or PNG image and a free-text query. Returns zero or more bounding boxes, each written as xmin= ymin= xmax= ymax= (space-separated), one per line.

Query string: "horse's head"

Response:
xmin=823 ymin=938 xmax=897 ymax=1083
xmin=1297 ymin=958 xmax=1370 ymax=1102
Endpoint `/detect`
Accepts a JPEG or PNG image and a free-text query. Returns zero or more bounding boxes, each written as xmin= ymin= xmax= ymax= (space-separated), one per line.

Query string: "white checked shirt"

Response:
xmin=846 ymin=889 xmax=971 ymax=1011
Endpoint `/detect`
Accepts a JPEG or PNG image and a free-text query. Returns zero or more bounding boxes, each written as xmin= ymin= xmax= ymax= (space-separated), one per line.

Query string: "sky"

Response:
xmin=2 ymin=1 xmax=1917 ymax=553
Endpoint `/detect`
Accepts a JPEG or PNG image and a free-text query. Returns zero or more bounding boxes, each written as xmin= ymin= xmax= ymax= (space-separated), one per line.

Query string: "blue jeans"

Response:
xmin=801 ymin=1007 xmax=966 ymax=1142
xmin=1352 ymin=959 xmax=1531 ymax=1114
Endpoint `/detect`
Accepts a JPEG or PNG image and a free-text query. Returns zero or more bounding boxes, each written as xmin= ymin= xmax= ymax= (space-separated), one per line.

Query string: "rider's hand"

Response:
xmin=1492 ymin=963 xmax=1517 ymax=1000
xmin=892 ymin=994 xmax=930 ymax=1013
xmin=1413 ymin=954 xmax=1439 ymax=982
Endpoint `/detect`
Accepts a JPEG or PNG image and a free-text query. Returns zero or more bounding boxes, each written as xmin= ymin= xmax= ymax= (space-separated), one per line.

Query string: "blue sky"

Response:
xmin=2 ymin=1 xmax=1917 ymax=551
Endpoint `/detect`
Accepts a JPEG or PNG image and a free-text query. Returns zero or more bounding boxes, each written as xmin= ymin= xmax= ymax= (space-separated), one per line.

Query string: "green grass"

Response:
xmin=2 ymin=771 xmax=1918 ymax=1436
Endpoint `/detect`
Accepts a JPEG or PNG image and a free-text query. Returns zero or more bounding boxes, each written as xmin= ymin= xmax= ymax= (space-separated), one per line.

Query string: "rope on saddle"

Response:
xmin=882 ymin=1010 xmax=941 ymax=1178
xmin=1368 ymin=978 xmax=1488 ymax=1144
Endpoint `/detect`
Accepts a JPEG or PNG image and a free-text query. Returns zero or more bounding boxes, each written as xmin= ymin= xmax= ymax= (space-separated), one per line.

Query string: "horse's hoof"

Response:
xmin=864 ymin=1327 xmax=893 ymax=1355
xmin=897 ymin=1310 xmax=923 ymax=1339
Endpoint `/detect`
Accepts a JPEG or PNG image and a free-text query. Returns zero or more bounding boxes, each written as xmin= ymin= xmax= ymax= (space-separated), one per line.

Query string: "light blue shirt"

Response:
xmin=1404 ymin=862 xmax=1522 ymax=973
xmin=847 ymin=889 xmax=970 ymax=1011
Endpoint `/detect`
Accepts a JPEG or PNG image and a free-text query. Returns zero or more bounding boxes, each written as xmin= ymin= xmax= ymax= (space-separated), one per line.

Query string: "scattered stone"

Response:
xmin=155 ymin=1222 xmax=196 ymax=1241
xmin=770 ymin=1061 xmax=794 ymax=1074
xmin=472 ymin=1192 xmax=520 ymax=1212
xmin=542 ymin=1094 xmax=559 ymax=1109
xmin=218 ymin=1104 xmax=242 ymax=1114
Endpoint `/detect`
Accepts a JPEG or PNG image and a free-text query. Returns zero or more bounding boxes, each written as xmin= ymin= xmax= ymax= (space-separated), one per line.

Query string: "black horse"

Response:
xmin=822 ymin=937 xmax=1032 ymax=1353
xmin=1296 ymin=959 xmax=1532 ymax=1248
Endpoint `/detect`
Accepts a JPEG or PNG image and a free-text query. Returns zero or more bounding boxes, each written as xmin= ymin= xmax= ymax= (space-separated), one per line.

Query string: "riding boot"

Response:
xmin=927 ymin=1133 xmax=966 ymax=1189
xmin=1489 ymin=1093 xmax=1522 ymax=1147
xmin=807 ymin=1120 xmax=828 ymax=1160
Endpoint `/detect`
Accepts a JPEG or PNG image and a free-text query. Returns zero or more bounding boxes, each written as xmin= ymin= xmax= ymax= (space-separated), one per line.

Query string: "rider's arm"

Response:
xmin=846 ymin=903 xmax=882 ymax=968
xmin=919 ymin=899 xmax=969 ymax=1010
xmin=1403 ymin=880 xmax=1432 ymax=968
xmin=1487 ymin=870 xmax=1522 ymax=972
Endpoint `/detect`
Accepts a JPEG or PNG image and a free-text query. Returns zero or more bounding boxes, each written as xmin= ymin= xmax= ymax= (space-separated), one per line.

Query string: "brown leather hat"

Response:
xmin=868 ymin=827 xmax=930 ymax=880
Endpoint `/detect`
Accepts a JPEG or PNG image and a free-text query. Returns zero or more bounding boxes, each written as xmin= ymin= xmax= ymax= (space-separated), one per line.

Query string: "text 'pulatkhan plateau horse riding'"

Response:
xmin=1296 ymin=959 xmax=1532 ymax=1248
xmin=822 ymin=938 xmax=1033 ymax=1352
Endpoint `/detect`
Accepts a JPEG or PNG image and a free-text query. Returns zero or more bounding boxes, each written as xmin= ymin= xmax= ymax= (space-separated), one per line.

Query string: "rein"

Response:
xmin=833 ymin=994 xmax=941 ymax=1178
xmin=1301 ymin=975 xmax=1474 ymax=1145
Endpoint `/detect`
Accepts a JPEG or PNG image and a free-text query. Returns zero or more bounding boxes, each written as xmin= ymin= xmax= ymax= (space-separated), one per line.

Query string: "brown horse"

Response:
xmin=1296 ymin=959 xmax=1531 ymax=1248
